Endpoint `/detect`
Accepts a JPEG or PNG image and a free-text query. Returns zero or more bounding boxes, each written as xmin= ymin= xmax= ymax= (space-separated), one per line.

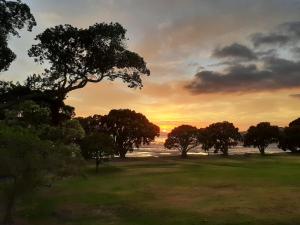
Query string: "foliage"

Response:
xmin=164 ymin=125 xmax=198 ymax=158
xmin=0 ymin=81 xmax=75 ymax=125
xmin=27 ymin=22 xmax=150 ymax=99
xmin=4 ymin=100 xmax=50 ymax=127
xmin=100 ymin=109 xmax=160 ymax=158
xmin=76 ymin=115 xmax=103 ymax=135
xmin=0 ymin=0 xmax=36 ymax=71
xmin=0 ymin=101 xmax=84 ymax=224
xmin=279 ymin=118 xmax=300 ymax=153
xmin=0 ymin=124 xmax=52 ymax=224
xmin=80 ymin=132 xmax=115 ymax=172
xmin=244 ymin=122 xmax=279 ymax=155
xmin=206 ymin=121 xmax=240 ymax=156
xmin=197 ymin=128 xmax=214 ymax=153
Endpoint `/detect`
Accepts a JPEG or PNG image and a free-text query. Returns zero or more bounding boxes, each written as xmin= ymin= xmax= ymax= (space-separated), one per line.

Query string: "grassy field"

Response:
xmin=8 ymin=154 xmax=300 ymax=225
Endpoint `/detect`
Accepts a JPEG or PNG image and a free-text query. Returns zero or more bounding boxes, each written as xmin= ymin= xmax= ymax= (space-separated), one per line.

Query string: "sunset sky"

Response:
xmin=3 ymin=0 xmax=300 ymax=132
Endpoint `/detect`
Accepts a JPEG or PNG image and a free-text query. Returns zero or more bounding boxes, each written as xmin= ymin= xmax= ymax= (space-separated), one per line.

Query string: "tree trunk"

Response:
xmin=119 ymin=150 xmax=127 ymax=159
xmin=222 ymin=147 xmax=229 ymax=156
xmin=181 ymin=150 xmax=187 ymax=158
xmin=259 ymin=147 xmax=265 ymax=155
xmin=95 ymin=158 xmax=100 ymax=173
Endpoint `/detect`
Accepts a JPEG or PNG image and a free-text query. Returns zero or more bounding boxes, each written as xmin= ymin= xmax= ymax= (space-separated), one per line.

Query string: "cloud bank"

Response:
xmin=186 ymin=21 xmax=300 ymax=94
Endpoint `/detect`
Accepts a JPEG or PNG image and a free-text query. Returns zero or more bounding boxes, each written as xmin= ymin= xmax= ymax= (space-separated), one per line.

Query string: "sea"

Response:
xmin=127 ymin=132 xmax=284 ymax=158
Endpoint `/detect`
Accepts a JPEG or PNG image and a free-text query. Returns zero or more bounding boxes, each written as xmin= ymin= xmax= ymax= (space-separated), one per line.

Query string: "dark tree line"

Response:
xmin=164 ymin=122 xmax=240 ymax=157
xmin=165 ymin=119 xmax=300 ymax=157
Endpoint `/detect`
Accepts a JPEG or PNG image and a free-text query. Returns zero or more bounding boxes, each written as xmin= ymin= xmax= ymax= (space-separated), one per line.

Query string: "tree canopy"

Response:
xmin=279 ymin=118 xmax=300 ymax=153
xmin=80 ymin=132 xmax=115 ymax=172
xmin=197 ymin=128 xmax=214 ymax=153
xmin=99 ymin=109 xmax=159 ymax=158
xmin=244 ymin=122 xmax=279 ymax=155
xmin=27 ymin=22 xmax=150 ymax=99
xmin=164 ymin=125 xmax=199 ymax=158
xmin=0 ymin=0 xmax=36 ymax=72
xmin=206 ymin=122 xmax=240 ymax=156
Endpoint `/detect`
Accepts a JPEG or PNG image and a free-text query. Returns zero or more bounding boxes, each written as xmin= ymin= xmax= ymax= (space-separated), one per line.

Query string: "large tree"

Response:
xmin=27 ymin=22 xmax=149 ymax=99
xmin=244 ymin=122 xmax=279 ymax=155
xmin=206 ymin=122 xmax=240 ymax=156
xmin=164 ymin=125 xmax=199 ymax=158
xmin=100 ymin=109 xmax=159 ymax=158
xmin=279 ymin=118 xmax=300 ymax=153
xmin=0 ymin=0 xmax=36 ymax=72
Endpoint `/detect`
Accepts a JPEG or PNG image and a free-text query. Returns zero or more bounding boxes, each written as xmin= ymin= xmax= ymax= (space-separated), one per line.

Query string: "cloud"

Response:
xmin=251 ymin=33 xmax=290 ymax=47
xmin=251 ymin=21 xmax=300 ymax=47
xmin=186 ymin=21 xmax=300 ymax=94
xmin=213 ymin=43 xmax=257 ymax=60
xmin=290 ymin=94 xmax=300 ymax=98
xmin=186 ymin=57 xmax=300 ymax=94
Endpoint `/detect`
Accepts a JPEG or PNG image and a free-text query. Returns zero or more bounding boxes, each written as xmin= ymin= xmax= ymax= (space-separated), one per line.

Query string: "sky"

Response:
xmin=2 ymin=0 xmax=300 ymax=132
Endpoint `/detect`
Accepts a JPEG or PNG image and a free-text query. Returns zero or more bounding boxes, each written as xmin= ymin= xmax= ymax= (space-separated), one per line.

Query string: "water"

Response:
xmin=127 ymin=134 xmax=284 ymax=157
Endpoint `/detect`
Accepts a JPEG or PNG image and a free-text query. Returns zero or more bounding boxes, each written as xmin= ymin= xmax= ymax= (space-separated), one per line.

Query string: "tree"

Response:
xmin=26 ymin=22 xmax=150 ymax=106
xmin=244 ymin=122 xmax=279 ymax=155
xmin=80 ymin=132 xmax=115 ymax=172
xmin=76 ymin=114 xmax=103 ymax=135
xmin=206 ymin=122 xmax=240 ymax=156
xmin=279 ymin=118 xmax=300 ymax=153
xmin=0 ymin=101 xmax=84 ymax=224
xmin=164 ymin=125 xmax=199 ymax=158
xmin=0 ymin=0 xmax=36 ymax=72
xmin=0 ymin=124 xmax=52 ymax=225
xmin=197 ymin=128 xmax=214 ymax=154
xmin=100 ymin=109 xmax=160 ymax=158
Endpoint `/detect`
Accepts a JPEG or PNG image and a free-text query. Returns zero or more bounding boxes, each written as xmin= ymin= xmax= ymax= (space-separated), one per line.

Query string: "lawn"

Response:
xmin=8 ymin=154 xmax=300 ymax=225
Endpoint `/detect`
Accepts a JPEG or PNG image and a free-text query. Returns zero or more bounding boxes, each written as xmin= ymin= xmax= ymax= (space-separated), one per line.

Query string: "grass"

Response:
xmin=7 ymin=154 xmax=300 ymax=225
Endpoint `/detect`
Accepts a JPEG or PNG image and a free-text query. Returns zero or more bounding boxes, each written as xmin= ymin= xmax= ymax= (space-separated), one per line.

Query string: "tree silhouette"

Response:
xmin=27 ymin=22 xmax=149 ymax=98
xmin=0 ymin=0 xmax=36 ymax=72
xmin=244 ymin=122 xmax=279 ymax=155
xmin=206 ymin=122 xmax=240 ymax=156
xmin=164 ymin=125 xmax=198 ymax=158
xmin=197 ymin=128 xmax=214 ymax=153
xmin=80 ymin=132 xmax=115 ymax=172
xmin=0 ymin=81 xmax=75 ymax=124
xmin=100 ymin=109 xmax=159 ymax=159
xmin=279 ymin=118 xmax=300 ymax=153
xmin=76 ymin=115 xmax=103 ymax=135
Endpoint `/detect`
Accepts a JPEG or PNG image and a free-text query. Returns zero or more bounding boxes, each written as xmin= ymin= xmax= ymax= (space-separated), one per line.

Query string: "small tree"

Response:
xmin=244 ymin=122 xmax=279 ymax=155
xmin=100 ymin=109 xmax=160 ymax=158
xmin=279 ymin=118 xmax=300 ymax=153
xmin=206 ymin=122 xmax=240 ymax=156
xmin=164 ymin=125 xmax=198 ymax=158
xmin=80 ymin=133 xmax=115 ymax=172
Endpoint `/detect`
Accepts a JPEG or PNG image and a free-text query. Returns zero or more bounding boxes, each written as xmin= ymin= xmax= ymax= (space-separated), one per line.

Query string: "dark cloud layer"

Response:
xmin=186 ymin=21 xmax=300 ymax=94
xmin=213 ymin=43 xmax=257 ymax=60
xmin=290 ymin=94 xmax=300 ymax=98
xmin=251 ymin=21 xmax=300 ymax=47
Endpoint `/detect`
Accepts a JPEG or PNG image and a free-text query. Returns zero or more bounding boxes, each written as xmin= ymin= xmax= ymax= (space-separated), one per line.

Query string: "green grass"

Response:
xmin=9 ymin=154 xmax=300 ymax=225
